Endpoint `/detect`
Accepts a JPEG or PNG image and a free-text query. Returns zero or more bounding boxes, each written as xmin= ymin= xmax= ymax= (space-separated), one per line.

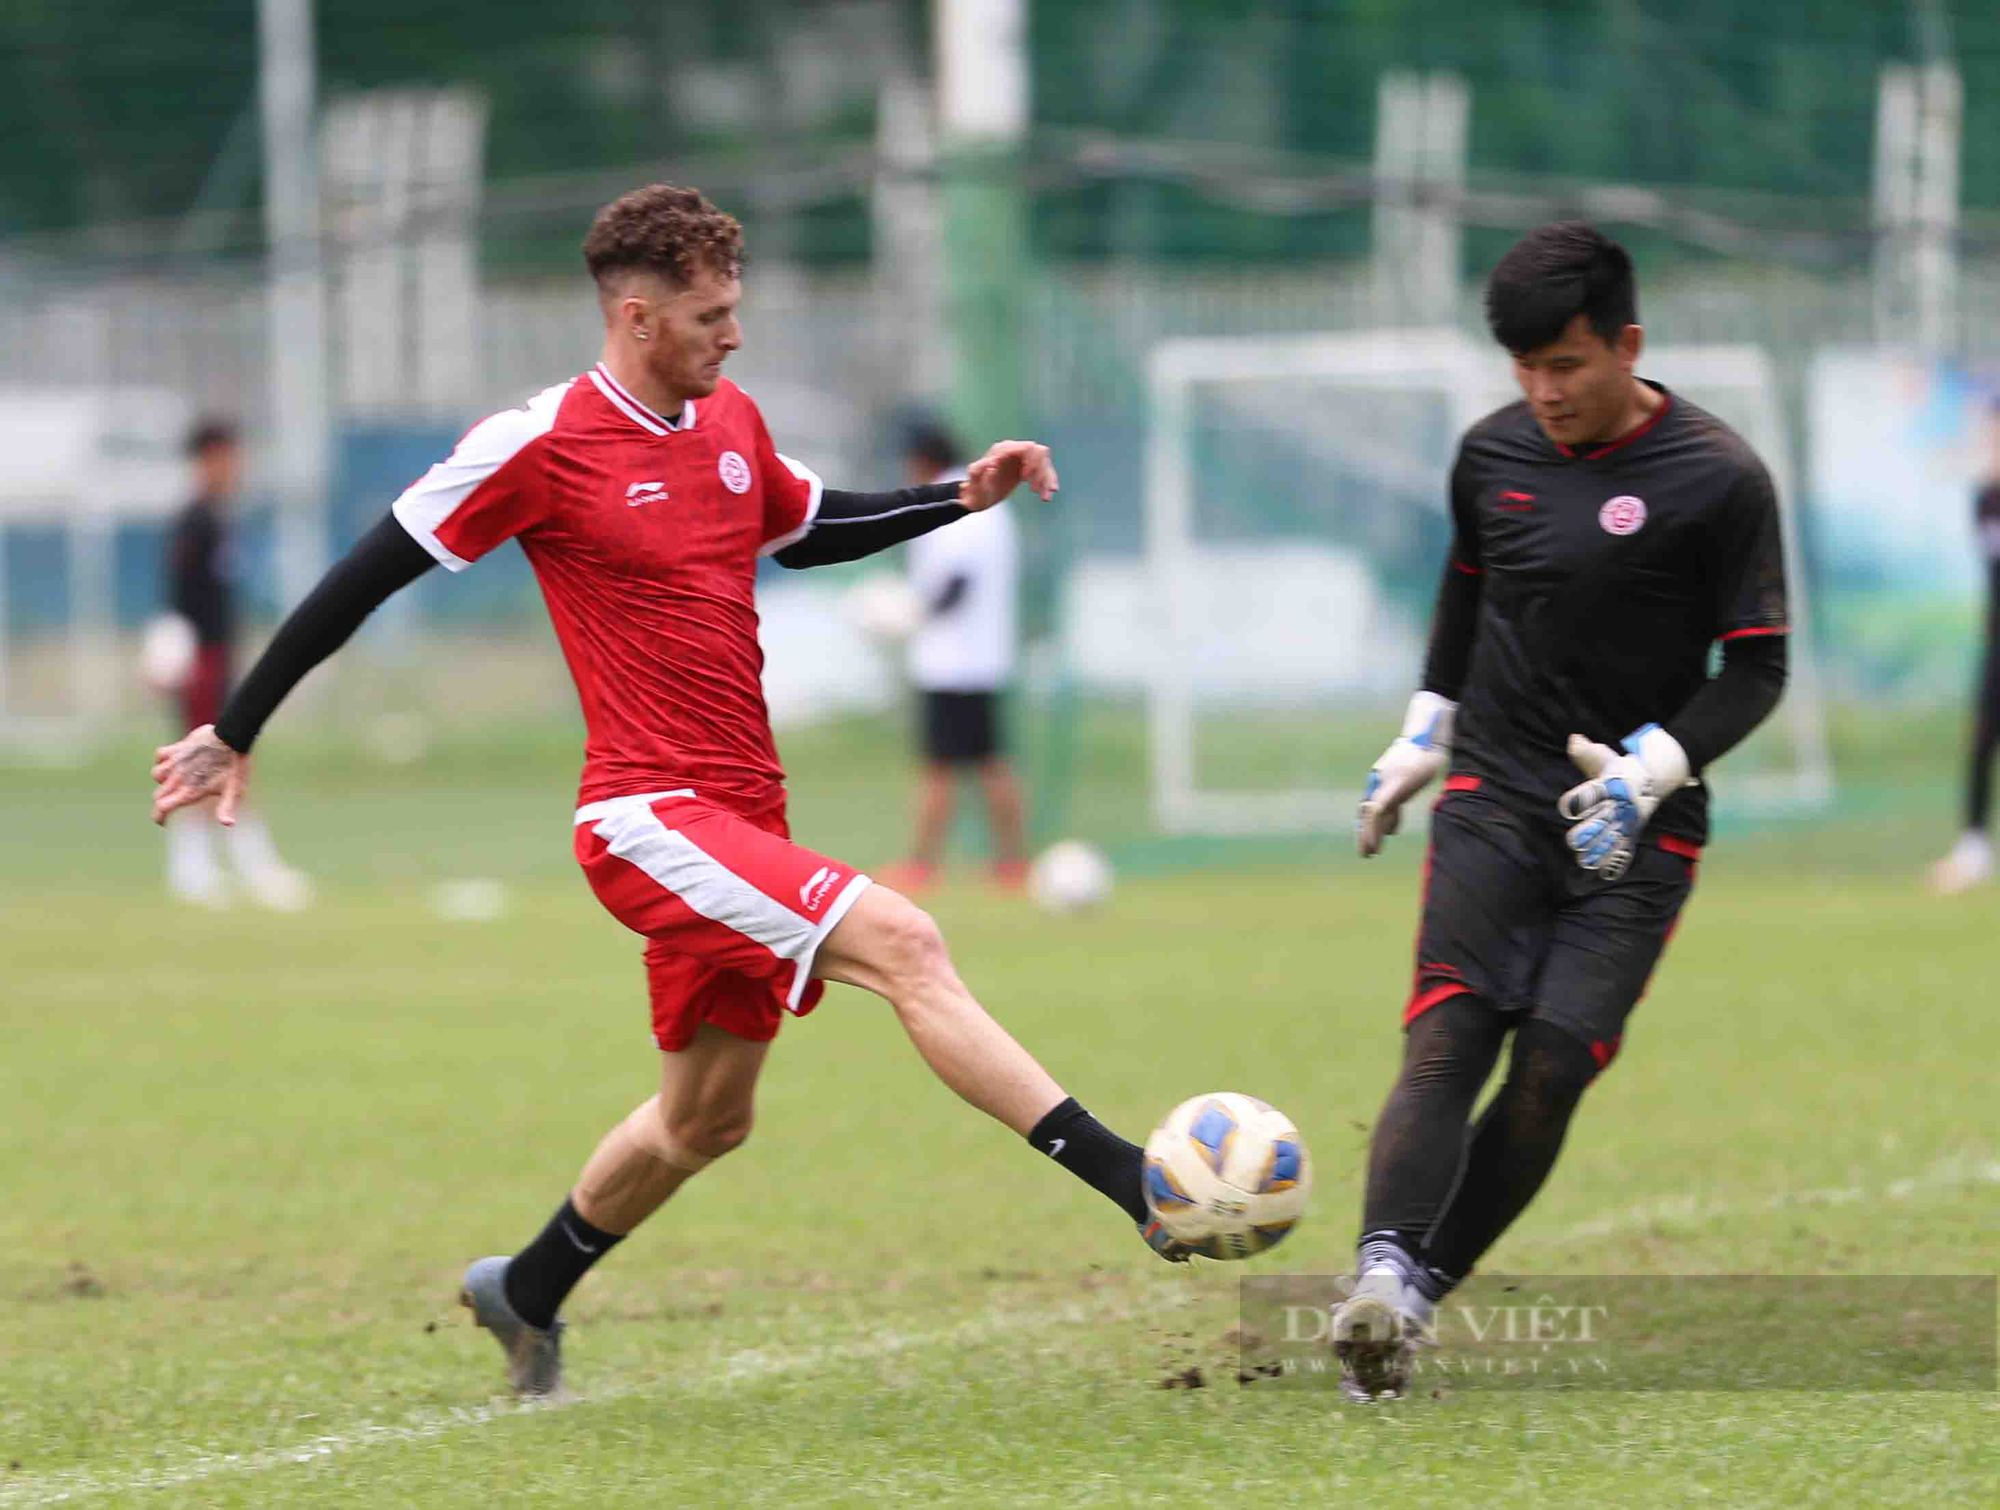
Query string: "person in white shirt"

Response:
xmin=884 ymin=415 xmax=1027 ymax=890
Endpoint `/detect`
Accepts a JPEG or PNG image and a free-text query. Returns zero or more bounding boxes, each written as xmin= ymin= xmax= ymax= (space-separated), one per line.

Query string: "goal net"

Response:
xmin=1141 ymin=328 xmax=1831 ymax=835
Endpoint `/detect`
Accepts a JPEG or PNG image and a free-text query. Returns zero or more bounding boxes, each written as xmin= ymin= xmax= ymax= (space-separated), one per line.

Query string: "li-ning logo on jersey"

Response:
xmin=625 ymin=480 xmax=668 ymax=507
xmin=799 ymin=865 xmax=841 ymax=911
xmin=718 ymin=450 xmax=753 ymax=494
xmin=1599 ymin=495 xmax=1648 ymax=536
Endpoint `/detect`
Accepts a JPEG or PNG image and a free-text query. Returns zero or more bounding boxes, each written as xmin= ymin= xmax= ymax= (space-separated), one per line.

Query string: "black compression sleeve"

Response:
xmin=1662 ymin=633 xmax=1789 ymax=774
xmin=771 ymin=482 xmax=967 ymax=568
xmin=212 ymin=513 xmax=437 ymax=753
xmin=1419 ymin=558 xmax=1482 ymax=700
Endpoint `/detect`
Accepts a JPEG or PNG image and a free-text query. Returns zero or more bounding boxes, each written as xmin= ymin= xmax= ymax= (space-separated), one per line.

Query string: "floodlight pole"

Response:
xmin=1873 ymin=62 xmax=1961 ymax=356
xmin=935 ymin=0 xmax=1028 ymax=447
xmin=258 ymin=0 xmax=331 ymax=609
xmin=872 ymin=70 xmax=948 ymax=400
xmin=937 ymin=0 xmax=1067 ymax=834
xmin=1372 ymin=72 xmax=1468 ymax=326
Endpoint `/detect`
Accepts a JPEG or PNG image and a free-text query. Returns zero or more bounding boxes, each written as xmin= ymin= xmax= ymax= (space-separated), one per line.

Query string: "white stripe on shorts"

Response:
xmin=583 ymin=792 xmax=870 ymax=1011
xmin=573 ymin=789 xmax=695 ymax=826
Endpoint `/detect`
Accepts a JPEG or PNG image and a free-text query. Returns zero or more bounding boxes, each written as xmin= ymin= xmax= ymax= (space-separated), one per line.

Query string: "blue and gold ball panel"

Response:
xmin=1256 ymin=1137 xmax=1303 ymax=1194
xmin=1187 ymin=1100 xmax=1239 ymax=1175
xmin=1143 ymin=1157 xmax=1199 ymax=1214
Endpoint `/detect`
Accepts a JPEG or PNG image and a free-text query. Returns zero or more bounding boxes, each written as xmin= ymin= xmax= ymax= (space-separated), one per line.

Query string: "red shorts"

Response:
xmin=574 ymin=789 xmax=872 ymax=1053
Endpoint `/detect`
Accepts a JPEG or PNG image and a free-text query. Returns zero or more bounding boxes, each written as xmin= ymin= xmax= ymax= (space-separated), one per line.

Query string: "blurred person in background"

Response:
xmin=158 ymin=418 xmax=311 ymax=911
xmin=880 ymin=412 xmax=1026 ymax=893
xmin=1928 ymin=401 xmax=2000 ymax=894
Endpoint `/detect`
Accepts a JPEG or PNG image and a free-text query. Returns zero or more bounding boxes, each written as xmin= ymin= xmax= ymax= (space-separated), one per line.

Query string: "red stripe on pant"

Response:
xmin=1635 ymin=837 xmax=1701 ymax=1010
xmin=1404 ymin=978 xmax=1472 ymax=1026
xmin=1404 ymin=776 xmax=1483 ymax=1025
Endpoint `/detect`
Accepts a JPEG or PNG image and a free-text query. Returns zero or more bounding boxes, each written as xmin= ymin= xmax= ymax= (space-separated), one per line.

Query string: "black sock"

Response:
xmin=503 ymin=1198 xmax=624 ymax=1330
xmin=1029 ymin=1097 xmax=1148 ymax=1224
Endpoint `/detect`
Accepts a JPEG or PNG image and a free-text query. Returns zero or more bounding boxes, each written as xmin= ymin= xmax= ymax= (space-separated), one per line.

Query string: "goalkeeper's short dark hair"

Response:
xmin=1484 ymin=222 xmax=1637 ymax=355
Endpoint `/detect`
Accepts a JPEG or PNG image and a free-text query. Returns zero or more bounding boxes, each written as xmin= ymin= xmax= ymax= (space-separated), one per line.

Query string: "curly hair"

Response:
xmin=583 ymin=184 xmax=744 ymax=290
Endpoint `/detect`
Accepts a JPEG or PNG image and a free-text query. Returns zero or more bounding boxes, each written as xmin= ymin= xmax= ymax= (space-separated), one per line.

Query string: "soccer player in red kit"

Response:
xmin=152 ymin=185 xmax=1178 ymax=1396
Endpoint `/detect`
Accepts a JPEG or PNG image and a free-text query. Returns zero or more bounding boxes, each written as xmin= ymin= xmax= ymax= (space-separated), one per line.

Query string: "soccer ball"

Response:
xmin=1143 ymin=1093 xmax=1312 ymax=1260
xmin=840 ymin=573 xmax=922 ymax=642
xmin=1026 ymin=839 xmax=1113 ymax=913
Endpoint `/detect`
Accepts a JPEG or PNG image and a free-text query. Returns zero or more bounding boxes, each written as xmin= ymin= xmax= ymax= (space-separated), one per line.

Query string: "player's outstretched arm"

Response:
xmin=770 ymin=440 xmax=1057 ymax=570
xmin=149 ymin=513 xmax=436 ymax=825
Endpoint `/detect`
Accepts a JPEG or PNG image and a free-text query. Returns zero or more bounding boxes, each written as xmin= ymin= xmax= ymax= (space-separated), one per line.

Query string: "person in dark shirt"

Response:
xmin=159 ymin=418 xmax=311 ymax=911
xmin=1334 ymin=224 xmax=1789 ymax=1399
xmin=165 ymin=418 xmax=242 ymax=729
xmin=1928 ymin=418 xmax=2000 ymax=894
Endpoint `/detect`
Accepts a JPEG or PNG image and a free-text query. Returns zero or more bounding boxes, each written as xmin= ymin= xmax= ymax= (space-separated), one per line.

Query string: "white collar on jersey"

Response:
xmin=588 ymin=362 xmax=696 ymax=435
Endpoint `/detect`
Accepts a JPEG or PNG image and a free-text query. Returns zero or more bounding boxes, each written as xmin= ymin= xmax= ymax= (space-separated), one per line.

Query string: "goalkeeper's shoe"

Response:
xmin=1139 ymin=1217 xmax=1196 ymax=1263
xmin=1332 ymin=1266 xmax=1431 ymax=1402
xmin=460 ymin=1255 xmax=566 ymax=1397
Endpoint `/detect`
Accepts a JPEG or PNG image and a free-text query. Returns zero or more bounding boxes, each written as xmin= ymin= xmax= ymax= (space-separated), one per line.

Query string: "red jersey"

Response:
xmin=391 ymin=364 xmax=823 ymax=813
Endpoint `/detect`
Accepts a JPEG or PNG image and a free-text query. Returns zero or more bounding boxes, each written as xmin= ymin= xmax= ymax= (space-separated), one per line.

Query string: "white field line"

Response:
xmin=1 ymin=1289 xmax=1188 ymax=1508
xmin=1544 ymin=1150 xmax=2000 ymax=1248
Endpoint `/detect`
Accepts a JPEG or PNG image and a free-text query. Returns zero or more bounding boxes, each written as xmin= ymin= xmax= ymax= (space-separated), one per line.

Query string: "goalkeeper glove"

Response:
xmin=1557 ymin=724 xmax=1692 ymax=879
xmin=1357 ymin=691 xmax=1457 ymax=858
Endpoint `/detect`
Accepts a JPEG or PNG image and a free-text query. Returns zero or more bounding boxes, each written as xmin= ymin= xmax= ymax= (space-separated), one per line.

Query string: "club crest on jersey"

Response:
xmin=799 ymin=865 xmax=840 ymax=911
xmin=1599 ymin=495 xmax=1647 ymax=536
xmin=718 ymin=450 xmax=753 ymax=494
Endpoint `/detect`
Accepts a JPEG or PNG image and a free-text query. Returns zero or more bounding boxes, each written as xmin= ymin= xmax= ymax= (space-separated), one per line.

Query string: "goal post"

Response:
xmin=1142 ymin=328 xmax=1832 ymax=836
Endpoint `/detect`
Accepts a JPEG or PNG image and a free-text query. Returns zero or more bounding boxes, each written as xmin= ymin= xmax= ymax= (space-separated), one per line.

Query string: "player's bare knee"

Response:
xmin=622 ymin=1094 xmax=745 ymax=1171
xmin=664 ymin=1109 xmax=753 ymax=1162
xmin=870 ymin=896 xmax=952 ymax=994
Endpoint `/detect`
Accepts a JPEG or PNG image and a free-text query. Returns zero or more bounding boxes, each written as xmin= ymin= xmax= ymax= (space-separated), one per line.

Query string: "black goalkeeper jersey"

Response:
xmin=1437 ymin=384 xmax=1789 ymax=846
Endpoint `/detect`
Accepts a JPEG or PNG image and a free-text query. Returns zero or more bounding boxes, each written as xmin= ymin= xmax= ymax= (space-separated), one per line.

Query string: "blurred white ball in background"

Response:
xmin=138 ymin=613 xmax=197 ymax=693
xmin=840 ymin=573 xmax=923 ymax=643
xmin=1027 ymin=839 xmax=1114 ymax=913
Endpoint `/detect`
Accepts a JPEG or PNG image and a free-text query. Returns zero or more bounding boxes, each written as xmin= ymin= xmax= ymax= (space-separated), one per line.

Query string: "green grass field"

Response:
xmin=2 ymin=714 xmax=1995 ymax=1506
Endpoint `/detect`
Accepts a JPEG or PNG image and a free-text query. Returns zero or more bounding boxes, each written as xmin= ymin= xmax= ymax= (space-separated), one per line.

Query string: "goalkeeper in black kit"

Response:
xmin=1333 ymin=223 xmax=1789 ymax=1401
